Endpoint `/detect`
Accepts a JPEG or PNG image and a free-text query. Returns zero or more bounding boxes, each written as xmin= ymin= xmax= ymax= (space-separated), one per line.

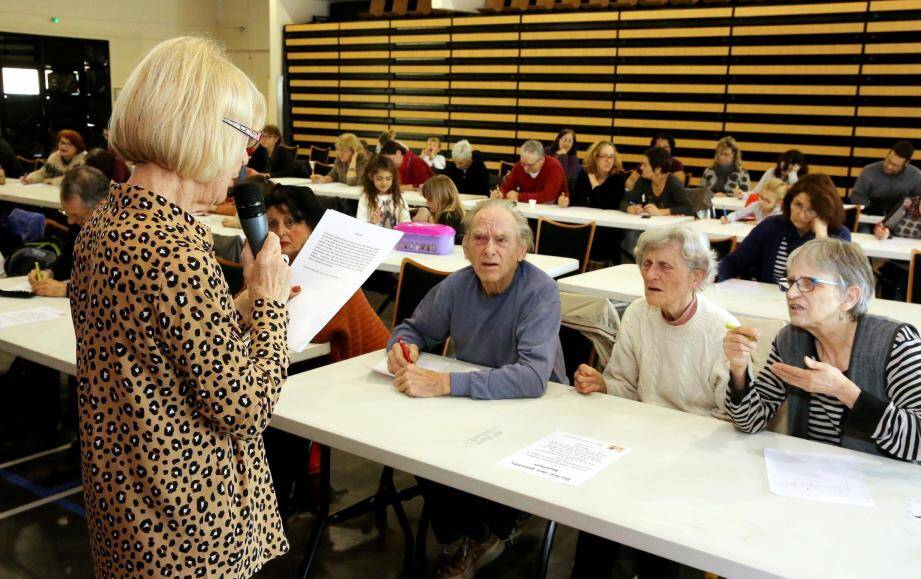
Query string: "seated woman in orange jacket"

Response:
xmin=253 ymin=178 xmax=391 ymax=361
xmin=244 ymin=178 xmax=391 ymax=518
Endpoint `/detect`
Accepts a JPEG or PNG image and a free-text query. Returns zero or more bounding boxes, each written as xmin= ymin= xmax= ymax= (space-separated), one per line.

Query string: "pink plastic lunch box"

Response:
xmin=394 ymin=222 xmax=455 ymax=255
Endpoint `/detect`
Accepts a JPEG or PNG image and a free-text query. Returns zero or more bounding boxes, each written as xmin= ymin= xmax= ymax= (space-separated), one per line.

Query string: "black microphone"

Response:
xmin=233 ymin=180 xmax=268 ymax=255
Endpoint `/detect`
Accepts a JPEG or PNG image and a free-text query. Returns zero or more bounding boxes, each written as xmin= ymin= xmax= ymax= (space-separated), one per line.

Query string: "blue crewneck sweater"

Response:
xmin=389 ymin=260 xmax=567 ymax=399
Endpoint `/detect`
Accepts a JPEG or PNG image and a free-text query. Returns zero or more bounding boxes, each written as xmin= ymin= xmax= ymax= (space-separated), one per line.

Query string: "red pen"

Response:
xmin=399 ymin=337 xmax=412 ymax=363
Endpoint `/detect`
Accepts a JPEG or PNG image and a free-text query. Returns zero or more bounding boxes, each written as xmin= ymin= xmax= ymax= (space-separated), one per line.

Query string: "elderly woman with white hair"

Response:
xmin=574 ymin=225 xmax=737 ymax=417
xmin=724 ymin=238 xmax=921 ymax=460
xmin=444 ymin=139 xmax=490 ymax=196
xmin=571 ymin=225 xmax=737 ymax=578
xmin=70 ymin=37 xmax=292 ymax=577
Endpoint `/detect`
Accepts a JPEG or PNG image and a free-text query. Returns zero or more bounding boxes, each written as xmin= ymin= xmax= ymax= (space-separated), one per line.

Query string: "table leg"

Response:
xmin=296 ymin=443 xmax=331 ymax=579
xmin=538 ymin=519 xmax=557 ymax=579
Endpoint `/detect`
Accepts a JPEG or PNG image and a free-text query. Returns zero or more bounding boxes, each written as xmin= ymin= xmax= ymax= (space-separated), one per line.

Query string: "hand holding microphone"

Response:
xmin=235 ymin=180 xmax=291 ymax=303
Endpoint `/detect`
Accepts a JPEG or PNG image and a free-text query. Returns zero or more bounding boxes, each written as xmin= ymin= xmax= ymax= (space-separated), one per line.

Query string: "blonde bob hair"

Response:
xmin=110 ymin=37 xmax=266 ymax=183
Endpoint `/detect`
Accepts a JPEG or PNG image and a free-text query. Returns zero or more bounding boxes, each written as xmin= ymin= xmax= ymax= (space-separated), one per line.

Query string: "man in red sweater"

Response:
xmin=493 ymin=140 xmax=568 ymax=204
xmin=381 ymin=140 xmax=434 ymax=190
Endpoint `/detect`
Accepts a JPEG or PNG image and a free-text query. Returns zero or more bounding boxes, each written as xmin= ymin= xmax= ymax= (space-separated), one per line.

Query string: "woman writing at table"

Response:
xmin=565 ymin=140 xmax=626 ymax=210
xmin=571 ymin=225 xmax=738 ymax=578
xmin=620 ymin=147 xmax=693 ymax=216
xmin=717 ymin=173 xmax=851 ymax=284
xmin=724 ymin=239 xmax=921 ymax=460
xmin=565 ymin=140 xmax=628 ymax=263
xmin=310 ymin=132 xmax=368 ymax=186
xmin=71 ymin=37 xmax=293 ymax=577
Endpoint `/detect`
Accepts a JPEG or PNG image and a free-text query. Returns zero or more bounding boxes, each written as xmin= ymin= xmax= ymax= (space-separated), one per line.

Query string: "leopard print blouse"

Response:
xmin=70 ymin=183 xmax=290 ymax=578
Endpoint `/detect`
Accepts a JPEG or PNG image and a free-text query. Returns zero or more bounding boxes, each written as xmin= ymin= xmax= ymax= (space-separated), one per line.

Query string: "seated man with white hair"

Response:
xmin=387 ymin=198 xmax=567 ymax=579
xmin=444 ymin=139 xmax=490 ymax=196
xmin=491 ymin=139 xmax=568 ymax=204
xmin=571 ymin=225 xmax=737 ymax=578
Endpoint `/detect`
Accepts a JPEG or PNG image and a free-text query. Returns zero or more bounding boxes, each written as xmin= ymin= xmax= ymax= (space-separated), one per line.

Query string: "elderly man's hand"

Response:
xmin=557 ymin=194 xmax=570 ymax=208
xmin=573 ymin=364 xmax=607 ymax=395
xmin=506 ymin=191 xmax=519 ymax=202
xmin=489 ymin=188 xmax=503 ymax=200
xmin=386 ymin=342 xmax=419 ymax=374
xmin=393 ymin=365 xmax=451 ymax=397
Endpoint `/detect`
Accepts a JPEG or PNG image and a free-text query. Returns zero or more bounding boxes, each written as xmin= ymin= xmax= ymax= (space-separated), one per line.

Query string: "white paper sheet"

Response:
xmin=763 ymin=448 xmax=873 ymax=507
xmin=909 ymin=499 xmax=921 ymax=522
xmin=0 ymin=306 xmax=67 ymax=329
xmin=286 ymin=210 xmax=402 ymax=351
xmin=371 ymin=352 xmax=485 ymax=377
xmin=499 ymin=430 xmax=630 ymax=487
xmin=5 ymin=280 xmax=33 ymax=292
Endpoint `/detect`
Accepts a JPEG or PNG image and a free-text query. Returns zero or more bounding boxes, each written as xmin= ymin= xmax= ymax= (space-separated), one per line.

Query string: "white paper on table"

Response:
xmin=5 ymin=280 xmax=33 ymax=292
xmin=715 ymin=278 xmax=765 ymax=296
xmin=286 ymin=210 xmax=402 ymax=351
xmin=909 ymin=499 xmax=921 ymax=522
xmin=0 ymin=306 xmax=66 ymax=329
xmin=371 ymin=352 xmax=485 ymax=377
xmin=763 ymin=448 xmax=873 ymax=507
xmin=499 ymin=430 xmax=630 ymax=487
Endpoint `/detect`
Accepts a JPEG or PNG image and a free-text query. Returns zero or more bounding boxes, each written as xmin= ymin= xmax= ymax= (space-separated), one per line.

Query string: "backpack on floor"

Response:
xmin=4 ymin=239 xmax=61 ymax=277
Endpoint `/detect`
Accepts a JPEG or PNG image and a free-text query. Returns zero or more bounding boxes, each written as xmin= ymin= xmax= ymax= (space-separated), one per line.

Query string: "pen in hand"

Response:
xmin=33 ymin=262 xmax=43 ymax=282
xmin=399 ymin=337 xmax=412 ymax=363
xmin=726 ymin=322 xmax=758 ymax=342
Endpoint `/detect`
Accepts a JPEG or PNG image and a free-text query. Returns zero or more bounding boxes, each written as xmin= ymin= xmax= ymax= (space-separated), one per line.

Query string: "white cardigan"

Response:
xmin=602 ymin=293 xmax=738 ymax=420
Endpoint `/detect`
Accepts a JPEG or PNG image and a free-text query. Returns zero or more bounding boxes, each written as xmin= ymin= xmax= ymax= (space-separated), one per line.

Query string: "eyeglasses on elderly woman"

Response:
xmin=222 ymin=117 xmax=262 ymax=147
xmin=778 ymin=276 xmax=841 ymax=293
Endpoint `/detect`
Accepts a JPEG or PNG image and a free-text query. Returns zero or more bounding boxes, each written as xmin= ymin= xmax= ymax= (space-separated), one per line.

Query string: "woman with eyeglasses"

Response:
xmin=70 ymin=37 xmax=292 ymax=577
xmin=723 ymin=239 xmax=921 ymax=460
xmin=21 ymin=129 xmax=87 ymax=185
xmin=716 ymin=173 xmax=851 ymax=284
xmin=565 ymin=140 xmax=625 ymax=210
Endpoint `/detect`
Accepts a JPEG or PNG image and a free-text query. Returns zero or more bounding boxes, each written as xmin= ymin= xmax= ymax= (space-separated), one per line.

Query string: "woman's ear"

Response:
xmin=844 ymin=284 xmax=861 ymax=312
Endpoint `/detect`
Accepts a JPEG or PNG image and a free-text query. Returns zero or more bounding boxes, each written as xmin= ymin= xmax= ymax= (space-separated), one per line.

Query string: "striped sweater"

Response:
xmin=726 ymin=325 xmax=921 ymax=461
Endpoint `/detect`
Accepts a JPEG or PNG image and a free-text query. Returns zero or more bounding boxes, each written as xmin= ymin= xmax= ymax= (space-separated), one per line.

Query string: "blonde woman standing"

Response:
xmin=71 ymin=37 xmax=292 ymax=578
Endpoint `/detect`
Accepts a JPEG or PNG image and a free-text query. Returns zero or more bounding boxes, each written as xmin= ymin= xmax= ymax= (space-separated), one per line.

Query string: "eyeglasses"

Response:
xmin=596 ymin=154 xmax=615 ymax=160
xmin=778 ymin=276 xmax=841 ymax=293
xmin=790 ymin=200 xmax=817 ymax=218
xmin=222 ymin=117 xmax=262 ymax=147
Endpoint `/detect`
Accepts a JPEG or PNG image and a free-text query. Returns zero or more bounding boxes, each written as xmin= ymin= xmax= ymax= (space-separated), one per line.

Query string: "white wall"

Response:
xmin=0 ymin=0 xmax=220 ymax=91
xmin=1 ymin=0 xmax=332 ymax=126
xmin=218 ymin=0 xmax=271 ymax=111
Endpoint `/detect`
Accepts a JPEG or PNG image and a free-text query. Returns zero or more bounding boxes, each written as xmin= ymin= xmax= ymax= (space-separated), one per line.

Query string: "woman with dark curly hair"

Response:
xmin=717 ymin=173 xmax=851 ymax=284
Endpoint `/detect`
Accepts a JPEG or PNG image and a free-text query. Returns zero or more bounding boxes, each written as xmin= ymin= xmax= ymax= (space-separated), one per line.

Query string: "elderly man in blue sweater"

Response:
xmin=386 ymin=198 xmax=566 ymax=579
